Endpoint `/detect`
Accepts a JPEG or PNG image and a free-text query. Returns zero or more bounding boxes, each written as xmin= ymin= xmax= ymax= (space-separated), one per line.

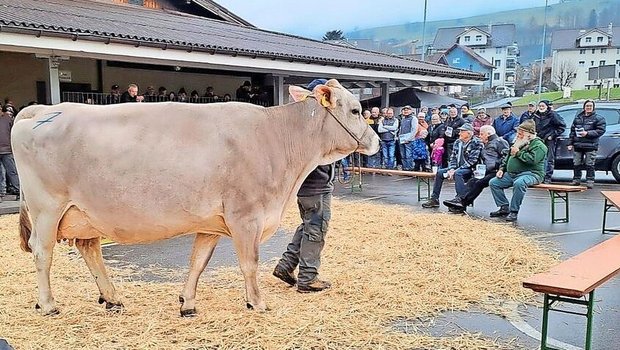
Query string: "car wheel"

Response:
xmin=612 ymin=155 xmax=620 ymax=182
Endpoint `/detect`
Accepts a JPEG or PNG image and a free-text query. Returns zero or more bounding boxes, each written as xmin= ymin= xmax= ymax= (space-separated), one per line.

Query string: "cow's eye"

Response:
xmin=352 ymin=109 xmax=360 ymax=115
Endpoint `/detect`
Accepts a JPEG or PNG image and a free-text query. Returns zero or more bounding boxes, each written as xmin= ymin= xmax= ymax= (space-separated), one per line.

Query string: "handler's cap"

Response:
xmin=307 ymin=78 xmax=327 ymax=91
xmin=457 ymin=123 xmax=474 ymax=132
xmin=500 ymin=103 xmax=512 ymax=109
xmin=402 ymin=105 xmax=412 ymax=110
xmin=111 ymin=84 xmax=119 ymax=90
xmin=528 ymin=101 xmax=536 ymax=106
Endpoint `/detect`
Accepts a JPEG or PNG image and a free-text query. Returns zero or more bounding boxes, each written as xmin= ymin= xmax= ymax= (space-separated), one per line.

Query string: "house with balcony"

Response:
xmin=430 ymin=24 xmax=519 ymax=90
xmin=551 ymin=24 xmax=620 ymax=90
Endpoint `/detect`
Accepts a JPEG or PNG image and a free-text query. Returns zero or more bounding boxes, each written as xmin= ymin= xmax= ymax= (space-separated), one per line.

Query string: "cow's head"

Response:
xmin=289 ymin=79 xmax=380 ymax=157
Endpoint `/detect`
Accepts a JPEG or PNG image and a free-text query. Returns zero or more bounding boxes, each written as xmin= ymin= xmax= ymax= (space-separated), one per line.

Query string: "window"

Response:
xmin=464 ymin=36 xmax=471 ymax=42
xmin=616 ymin=60 xmax=620 ymax=66
xmin=496 ymin=47 xmax=502 ymax=54
xmin=495 ymin=60 xmax=501 ymax=67
xmin=493 ymin=73 xmax=500 ymax=80
xmin=602 ymin=48 xmax=607 ymax=53
xmin=475 ymin=35 xmax=482 ymax=42
xmin=580 ymin=49 xmax=586 ymax=54
xmin=578 ymin=61 xmax=585 ymax=67
xmin=600 ymin=60 xmax=606 ymax=66
xmin=479 ymin=48 xmax=486 ymax=53
xmin=597 ymin=36 xmax=604 ymax=43
xmin=452 ymin=58 xmax=460 ymax=64
xmin=585 ymin=37 xmax=592 ymax=43
xmin=592 ymin=49 xmax=596 ymax=54
xmin=591 ymin=61 xmax=595 ymax=66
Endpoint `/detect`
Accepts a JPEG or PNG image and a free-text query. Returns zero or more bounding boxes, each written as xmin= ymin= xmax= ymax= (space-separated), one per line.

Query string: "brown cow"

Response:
xmin=12 ymin=79 xmax=380 ymax=316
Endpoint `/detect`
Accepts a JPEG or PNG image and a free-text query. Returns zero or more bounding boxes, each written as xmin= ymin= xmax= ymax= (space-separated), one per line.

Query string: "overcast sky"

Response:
xmin=216 ymin=0 xmax=558 ymax=38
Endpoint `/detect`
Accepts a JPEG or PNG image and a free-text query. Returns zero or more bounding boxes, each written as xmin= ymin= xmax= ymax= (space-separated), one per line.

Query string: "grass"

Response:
xmin=511 ymin=88 xmax=620 ymax=107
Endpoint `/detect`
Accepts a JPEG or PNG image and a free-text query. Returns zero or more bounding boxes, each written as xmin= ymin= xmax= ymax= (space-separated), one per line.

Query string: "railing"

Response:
xmin=61 ymin=92 xmax=270 ymax=107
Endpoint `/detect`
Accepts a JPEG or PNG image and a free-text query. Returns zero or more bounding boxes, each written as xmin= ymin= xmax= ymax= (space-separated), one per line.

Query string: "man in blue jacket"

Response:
xmin=492 ymin=103 xmax=519 ymax=144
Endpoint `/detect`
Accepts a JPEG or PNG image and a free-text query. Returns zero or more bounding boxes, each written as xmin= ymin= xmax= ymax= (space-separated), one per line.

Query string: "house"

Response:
xmin=442 ymin=44 xmax=494 ymax=90
xmin=551 ymin=24 xmax=620 ymax=90
xmin=431 ymin=24 xmax=519 ymax=89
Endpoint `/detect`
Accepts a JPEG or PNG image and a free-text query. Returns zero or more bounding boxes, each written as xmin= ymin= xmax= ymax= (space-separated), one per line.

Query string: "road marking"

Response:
xmin=529 ymin=228 xmax=617 ymax=239
xmin=505 ymin=301 xmax=582 ymax=350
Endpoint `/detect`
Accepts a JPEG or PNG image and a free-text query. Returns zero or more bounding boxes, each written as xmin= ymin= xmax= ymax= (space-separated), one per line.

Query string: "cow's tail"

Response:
xmin=19 ymin=194 xmax=33 ymax=253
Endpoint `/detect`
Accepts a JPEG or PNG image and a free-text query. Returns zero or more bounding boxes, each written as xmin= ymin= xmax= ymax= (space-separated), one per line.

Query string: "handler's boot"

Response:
xmin=273 ymin=265 xmax=297 ymax=286
xmin=490 ymin=205 xmax=509 ymax=217
xmin=297 ymin=278 xmax=332 ymax=293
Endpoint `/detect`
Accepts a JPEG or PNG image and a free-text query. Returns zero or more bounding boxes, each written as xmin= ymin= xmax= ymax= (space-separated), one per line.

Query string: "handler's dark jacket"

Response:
xmin=568 ymin=111 xmax=606 ymax=151
xmin=481 ymin=134 xmax=509 ymax=171
xmin=533 ymin=109 xmax=566 ymax=140
xmin=298 ymin=164 xmax=335 ymax=197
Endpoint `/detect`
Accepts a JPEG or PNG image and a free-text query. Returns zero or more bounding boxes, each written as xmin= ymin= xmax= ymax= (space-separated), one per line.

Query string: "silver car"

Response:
xmin=554 ymin=102 xmax=620 ymax=182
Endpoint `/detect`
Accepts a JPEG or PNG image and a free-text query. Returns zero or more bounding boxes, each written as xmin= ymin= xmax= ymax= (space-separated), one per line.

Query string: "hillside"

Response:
xmin=347 ymin=0 xmax=620 ymax=64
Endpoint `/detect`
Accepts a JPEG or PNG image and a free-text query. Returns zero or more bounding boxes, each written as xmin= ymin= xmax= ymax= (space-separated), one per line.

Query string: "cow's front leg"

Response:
xmin=179 ymin=233 xmax=220 ymax=317
xmin=31 ymin=214 xmax=59 ymax=316
xmin=75 ymin=237 xmax=123 ymax=311
xmin=230 ymin=220 xmax=267 ymax=311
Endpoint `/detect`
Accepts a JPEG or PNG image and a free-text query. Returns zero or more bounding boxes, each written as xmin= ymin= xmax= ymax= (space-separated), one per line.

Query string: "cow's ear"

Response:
xmin=314 ymin=85 xmax=337 ymax=109
xmin=289 ymin=86 xmax=312 ymax=102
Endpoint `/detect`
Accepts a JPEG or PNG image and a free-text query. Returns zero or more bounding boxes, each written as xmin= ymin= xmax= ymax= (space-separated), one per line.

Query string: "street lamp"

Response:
xmin=421 ymin=0 xmax=428 ymax=61
xmin=537 ymin=0 xmax=549 ymax=95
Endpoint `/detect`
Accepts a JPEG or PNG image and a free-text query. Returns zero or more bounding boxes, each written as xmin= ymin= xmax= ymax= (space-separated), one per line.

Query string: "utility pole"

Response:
xmin=421 ymin=0 xmax=428 ymax=61
xmin=538 ymin=0 xmax=549 ymax=95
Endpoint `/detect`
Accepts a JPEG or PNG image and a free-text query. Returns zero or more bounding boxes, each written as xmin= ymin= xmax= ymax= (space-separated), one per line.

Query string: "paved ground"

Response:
xmin=3 ymin=170 xmax=619 ymax=349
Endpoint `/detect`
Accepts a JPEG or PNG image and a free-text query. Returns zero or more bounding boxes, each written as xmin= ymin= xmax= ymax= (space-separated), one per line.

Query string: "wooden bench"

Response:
xmin=601 ymin=191 xmax=620 ymax=234
xmin=523 ymin=234 xmax=620 ymax=350
xmin=531 ymin=183 xmax=587 ymax=224
xmin=347 ymin=167 xmax=436 ymax=201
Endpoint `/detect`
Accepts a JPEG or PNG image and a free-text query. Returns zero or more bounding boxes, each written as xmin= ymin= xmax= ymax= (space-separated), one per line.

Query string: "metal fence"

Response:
xmin=61 ymin=92 xmax=270 ymax=107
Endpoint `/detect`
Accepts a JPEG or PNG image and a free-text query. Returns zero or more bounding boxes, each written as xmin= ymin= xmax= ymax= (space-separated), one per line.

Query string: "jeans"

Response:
xmin=0 ymin=153 xmax=19 ymax=195
xmin=431 ymin=167 xmax=473 ymax=200
xmin=461 ymin=171 xmax=497 ymax=206
xmin=489 ymin=171 xmax=540 ymax=213
xmin=277 ymin=194 xmax=332 ymax=285
xmin=573 ymin=149 xmax=597 ymax=181
xmin=381 ymin=140 xmax=396 ymax=169
xmin=399 ymin=142 xmax=414 ymax=170
xmin=544 ymin=139 xmax=557 ymax=181
xmin=367 ymin=151 xmax=381 ymax=168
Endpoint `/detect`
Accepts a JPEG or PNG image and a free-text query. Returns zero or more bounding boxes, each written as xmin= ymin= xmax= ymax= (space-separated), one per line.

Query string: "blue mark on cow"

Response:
xmin=33 ymin=112 xmax=63 ymax=129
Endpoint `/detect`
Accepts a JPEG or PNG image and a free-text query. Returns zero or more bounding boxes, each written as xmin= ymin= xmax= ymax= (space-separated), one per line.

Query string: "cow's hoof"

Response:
xmin=246 ymin=302 xmax=269 ymax=312
xmin=98 ymin=296 xmax=105 ymax=304
xmin=246 ymin=302 xmax=253 ymax=310
xmin=35 ymin=303 xmax=60 ymax=316
xmin=105 ymin=301 xmax=124 ymax=312
xmin=178 ymin=296 xmax=185 ymax=304
xmin=180 ymin=308 xmax=197 ymax=317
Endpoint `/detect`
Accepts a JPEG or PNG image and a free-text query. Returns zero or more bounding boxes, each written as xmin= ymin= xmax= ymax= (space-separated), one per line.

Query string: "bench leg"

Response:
xmin=585 ymin=290 xmax=594 ymax=350
xmin=602 ymin=199 xmax=620 ymax=235
xmin=417 ymin=177 xmax=431 ymax=201
xmin=549 ymin=190 xmax=569 ymax=224
xmin=541 ymin=293 xmax=550 ymax=350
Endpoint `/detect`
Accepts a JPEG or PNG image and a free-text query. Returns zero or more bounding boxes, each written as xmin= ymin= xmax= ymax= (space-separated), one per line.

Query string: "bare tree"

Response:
xmin=554 ymin=61 xmax=577 ymax=88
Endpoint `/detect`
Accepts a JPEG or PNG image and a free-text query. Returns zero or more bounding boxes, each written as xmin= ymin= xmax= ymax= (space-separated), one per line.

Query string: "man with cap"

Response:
xmin=520 ymin=101 xmax=537 ymax=123
xmin=532 ymin=100 xmax=566 ymax=183
xmin=397 ymin=105 xmax=417 ymax=171
xmin=492 ymin=103 xmax=520 ymax=144
xmin=106 ymin=84 xmax=121 ymax=104
xmin=422 ymin=123 xmax=483 ymax=208
xmin=488 ymin=119 xmax=548 ymax=221
xmin=273 ymin=78 xmax=333 ymax=293
xmin=442 ymin=105 xmax=466 ymax=168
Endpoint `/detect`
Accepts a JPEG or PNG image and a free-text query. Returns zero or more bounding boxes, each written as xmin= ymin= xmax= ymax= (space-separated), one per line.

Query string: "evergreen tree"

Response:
xmin=322 ymin=30 xmax=345 ymax=41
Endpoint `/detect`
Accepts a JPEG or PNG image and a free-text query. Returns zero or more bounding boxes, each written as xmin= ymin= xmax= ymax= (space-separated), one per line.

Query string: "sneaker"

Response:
xmin=273 ymin=265 xmax=296 ymax=286
xmin=505 ymin=212 xmax=519 ymax=222
xmin=448 ymin=206 xmax=465 ymax=214
xmin=542 ymin=179 xmax=551 ymax=184
xmin=586 ymin=180 xmax=594 ymax=189
xmin=443 ymin=198 xmax=465 ymax=209
xmin=570 ymin=179 xmax=581 ymax=186
xmin=490 ymin=205 xmax=510 ymax=217
xmin=422 ymin=198 xmax=440 ymax=208
xmin=297 ymin=278 xmax=331 ymax=293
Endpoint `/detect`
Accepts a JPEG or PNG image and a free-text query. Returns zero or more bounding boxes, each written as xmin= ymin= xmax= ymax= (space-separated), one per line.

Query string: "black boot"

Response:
xmin=490 ymin=205 xmax=509 ymax=217
xmin=505 ymin=212 xmax=519 ymax=222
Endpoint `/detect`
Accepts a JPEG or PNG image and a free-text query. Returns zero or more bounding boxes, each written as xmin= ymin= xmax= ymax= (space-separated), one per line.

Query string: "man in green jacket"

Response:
xmin=488 ymin=119 xmax=547 ymax=222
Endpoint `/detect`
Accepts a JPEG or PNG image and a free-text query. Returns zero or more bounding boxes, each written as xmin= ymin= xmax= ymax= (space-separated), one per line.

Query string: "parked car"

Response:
xmin=494 ymin=85 xmax=515 ymax=97
xmin=553 ymin=102 xmax=620 ymax=182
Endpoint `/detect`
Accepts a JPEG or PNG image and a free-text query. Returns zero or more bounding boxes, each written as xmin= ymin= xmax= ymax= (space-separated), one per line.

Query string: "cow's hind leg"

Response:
xmin=179 ymin=233 xmax=220 ymax=317
xmin=31 ymin=213 xmax=60 ymax=316
xmin=229 ymin=220 xmax=267 ymax=312
xmin=75 ymin=237 xmax=123 ymax=311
